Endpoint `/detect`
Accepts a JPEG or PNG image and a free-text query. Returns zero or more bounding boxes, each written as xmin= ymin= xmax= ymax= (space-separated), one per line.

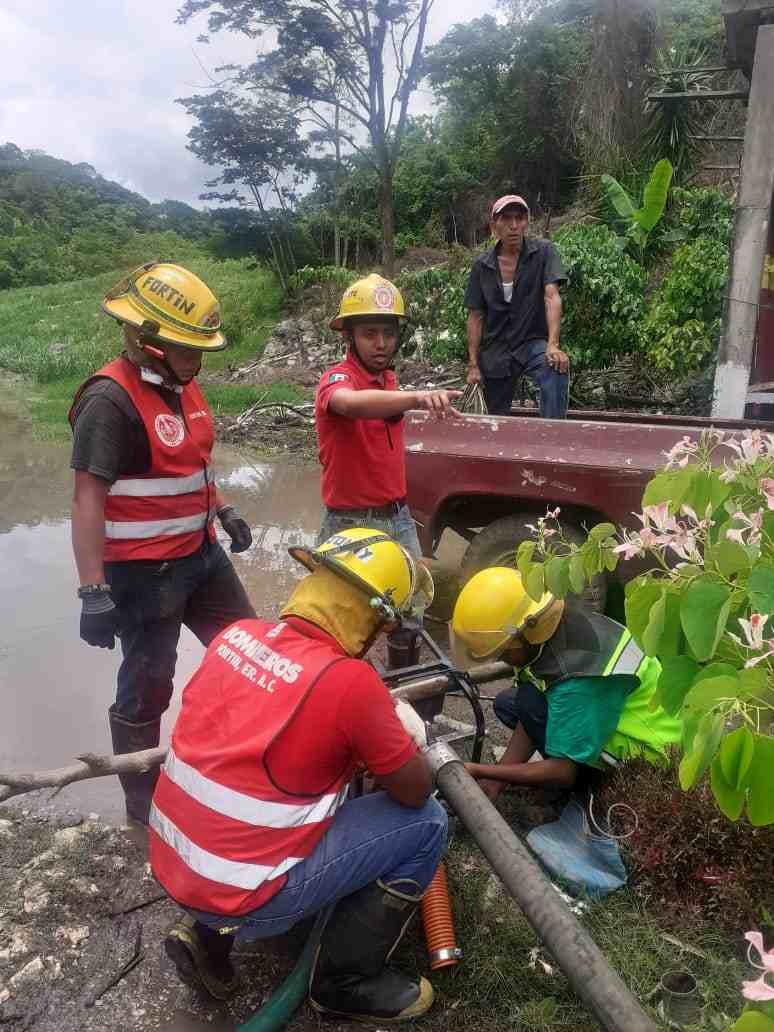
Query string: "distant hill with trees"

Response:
xmin=0 ymin=143 xmax=262 ymax=290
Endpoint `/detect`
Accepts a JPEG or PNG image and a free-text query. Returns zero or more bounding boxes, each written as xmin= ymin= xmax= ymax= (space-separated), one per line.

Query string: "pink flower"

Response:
xmin=545 ymin=507 xmax=561 ymax=519
xmin=728 ymin=615 xmax=774 ymax=668
xmin=742 ymin=932 xmax=774 ymax=1001
xmin=666 ymin=527 xmax=703 ymax=565
xmin=663 ymin=435 xmax=699 ymax=469
xmin=726 ymin=510 xmax=764 ymax=547
xmin=641 ymin=502 xmax=678 ymax=532
xmin=726 ymin=430 xmax=774 ymax=466
xmin=614 ymin=532 xmax=646 ymax=560
xmin=761 ymin=478 xmax=774 ymax=510
xmin=739 ymin=614 xmax=768 ymax=650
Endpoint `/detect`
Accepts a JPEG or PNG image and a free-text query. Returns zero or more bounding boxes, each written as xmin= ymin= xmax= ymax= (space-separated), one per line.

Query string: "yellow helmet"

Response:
xmin=289 ymin=527 xmax=433 ymax=621
xmin=450 ymin=567 xmax=564 ymax=668
xmin=330 ymin=274 xmax=406 ymax=331
xmin=102 ymin=261 xmax=227 ymax=351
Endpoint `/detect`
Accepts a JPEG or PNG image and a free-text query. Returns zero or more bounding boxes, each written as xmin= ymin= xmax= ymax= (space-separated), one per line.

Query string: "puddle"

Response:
xmin=0 ymin=392 xmax=322 ymax=820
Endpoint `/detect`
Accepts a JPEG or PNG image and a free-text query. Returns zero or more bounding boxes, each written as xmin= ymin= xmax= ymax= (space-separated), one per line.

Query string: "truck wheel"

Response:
xmin=459 ymin=514 xmax=607 ymax=613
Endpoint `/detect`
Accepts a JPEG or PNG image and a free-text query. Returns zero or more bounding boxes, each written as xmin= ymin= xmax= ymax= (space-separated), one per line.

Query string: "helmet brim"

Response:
xmin=330 ymin=312 xmax=408 ymax=332
xmin=102 ymin=297 xmax=228 ymax=351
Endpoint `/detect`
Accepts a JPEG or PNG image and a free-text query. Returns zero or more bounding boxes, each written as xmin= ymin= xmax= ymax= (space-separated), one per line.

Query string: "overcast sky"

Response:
xmin=0 ymin=0 xmax=496 ymax=208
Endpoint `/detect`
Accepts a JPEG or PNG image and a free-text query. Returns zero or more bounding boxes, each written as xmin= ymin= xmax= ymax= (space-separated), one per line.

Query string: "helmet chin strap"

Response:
xmin=140 ymin=343 xmax=188 ymax=387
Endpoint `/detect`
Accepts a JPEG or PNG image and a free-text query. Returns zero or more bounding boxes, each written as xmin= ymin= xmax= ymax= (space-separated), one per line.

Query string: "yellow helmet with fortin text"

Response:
xmin=330 ymin=274 xmax=406 ymax=331
xmin=450 ymin=567 xmax=564 ymax=668
xmin=289 ymin=527 xmax=433 ymax=622
xmin=102 ymin=261 xmax=227 ymax=351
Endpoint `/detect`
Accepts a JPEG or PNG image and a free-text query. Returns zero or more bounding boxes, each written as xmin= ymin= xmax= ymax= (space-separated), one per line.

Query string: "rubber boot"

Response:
xmin=387 ymin=626 xmax=421 ymax=671
xmin=165 ymin=915 xmax=239 ymax=1000
xmin=108 ymin=705 xmax=161 ymax=826
xmin=309 ymin=878 xmax=434 ymax=1023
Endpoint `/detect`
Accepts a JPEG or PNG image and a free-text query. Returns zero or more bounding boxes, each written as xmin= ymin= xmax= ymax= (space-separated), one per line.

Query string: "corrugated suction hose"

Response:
xmin=421 ymin=861 xmax=461 ymax=970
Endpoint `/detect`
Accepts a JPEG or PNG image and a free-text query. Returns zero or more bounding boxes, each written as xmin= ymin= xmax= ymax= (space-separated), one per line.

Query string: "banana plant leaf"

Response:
xmin=635 ymin=158 xmax=673 ymax=232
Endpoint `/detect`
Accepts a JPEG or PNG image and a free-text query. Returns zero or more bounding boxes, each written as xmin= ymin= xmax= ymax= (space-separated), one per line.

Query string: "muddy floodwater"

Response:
xmin=0 ymin=392 xmax=322 ymax=820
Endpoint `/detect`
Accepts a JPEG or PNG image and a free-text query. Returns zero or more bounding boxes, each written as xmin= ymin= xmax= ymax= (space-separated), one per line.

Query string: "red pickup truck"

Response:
xmin=405 ymin=407 xmax=774 ymax=610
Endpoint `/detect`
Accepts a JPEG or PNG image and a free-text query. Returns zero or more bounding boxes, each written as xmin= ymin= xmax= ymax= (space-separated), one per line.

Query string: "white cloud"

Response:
xmin=0 ymin=0 xmax=495 ymax=206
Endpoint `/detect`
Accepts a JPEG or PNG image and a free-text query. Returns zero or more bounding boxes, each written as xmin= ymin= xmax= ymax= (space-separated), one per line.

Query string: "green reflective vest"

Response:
xmin=522 ymin=609 xmax=682 ymax=767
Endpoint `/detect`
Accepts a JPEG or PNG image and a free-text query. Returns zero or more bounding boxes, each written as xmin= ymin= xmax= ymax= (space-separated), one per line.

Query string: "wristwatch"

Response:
xmin=77 ymin=583 xmax=112 ymax=599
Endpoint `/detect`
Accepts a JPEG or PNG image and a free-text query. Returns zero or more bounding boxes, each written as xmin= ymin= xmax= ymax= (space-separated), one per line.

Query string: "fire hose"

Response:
xmin=425 ymin=739 xmax=657 ymax=1032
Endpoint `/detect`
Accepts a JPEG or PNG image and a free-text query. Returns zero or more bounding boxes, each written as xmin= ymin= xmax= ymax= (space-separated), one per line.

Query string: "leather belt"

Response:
xmin=328 ymin=498 xmax=407 ymax=519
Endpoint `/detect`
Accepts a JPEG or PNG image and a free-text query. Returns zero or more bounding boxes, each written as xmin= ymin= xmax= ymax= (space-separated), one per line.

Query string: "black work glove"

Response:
xmin=80 ymin=590 xmax=120 ymax=649
xmin=218 ymin=505 xmax=253 ymax=554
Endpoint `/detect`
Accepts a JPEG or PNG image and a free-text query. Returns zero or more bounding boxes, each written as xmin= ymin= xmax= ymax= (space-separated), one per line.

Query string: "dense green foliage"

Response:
xmin=0 ymin=145 xmax=225 ymax=290
xmin=554 ymin=225 xmax=647 ymax=367
xmin=644 ymin=236 xmax=728 ymax=374
xmin=643 ymin=186 xmax=734 ymax=374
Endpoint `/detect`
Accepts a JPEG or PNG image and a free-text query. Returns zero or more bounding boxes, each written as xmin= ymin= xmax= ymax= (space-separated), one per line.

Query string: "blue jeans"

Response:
xmin=318 ymin=503 xmax=421 ymax=559
xmin=192 ymin=792 xmax=448 ymax=941
xmin=483 ymin=340 xmax=569 ymax=419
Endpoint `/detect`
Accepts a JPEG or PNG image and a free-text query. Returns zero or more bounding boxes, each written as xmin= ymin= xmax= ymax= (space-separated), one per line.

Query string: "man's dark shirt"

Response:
xmin=70 ymin=377 xmax=183 ymax=484
xmin=464 ymin=237 xmax=567 ymax=379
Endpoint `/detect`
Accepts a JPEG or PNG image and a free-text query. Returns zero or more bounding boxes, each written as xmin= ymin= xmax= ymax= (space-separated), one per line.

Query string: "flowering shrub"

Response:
xmin=516 ymin=429 xmax=774 ymax=826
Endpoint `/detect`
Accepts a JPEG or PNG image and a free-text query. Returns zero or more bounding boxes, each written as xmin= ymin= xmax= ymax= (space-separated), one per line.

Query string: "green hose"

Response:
xmin=236 ymin=907 xmax=331 ymax=1032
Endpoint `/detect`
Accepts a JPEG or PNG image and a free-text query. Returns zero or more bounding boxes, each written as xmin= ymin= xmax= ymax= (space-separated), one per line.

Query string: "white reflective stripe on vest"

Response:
xmin=611 ymin=636 xmax=644 ymax=675
xmin=108 ymin=468 xmax=210 ymax=498
xmin=164 ymin=748 xmax=348 ymax=829
xmin=104 ymin=508 xmax=216 ymax=539
xmin=150 ymin=805 xmax=301 ymax=890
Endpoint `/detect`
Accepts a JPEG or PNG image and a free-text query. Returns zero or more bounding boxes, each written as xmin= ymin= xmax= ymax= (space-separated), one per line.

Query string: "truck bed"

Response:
xmin=404 ymin=409 xmax=774 ymax=554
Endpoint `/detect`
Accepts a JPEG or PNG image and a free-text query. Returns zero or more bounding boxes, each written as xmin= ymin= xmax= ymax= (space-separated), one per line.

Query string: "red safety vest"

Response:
xmin=149 ymin=619 xmax=351 ymax=916
xmin=70 ymin=357 xmax=216 ymax=561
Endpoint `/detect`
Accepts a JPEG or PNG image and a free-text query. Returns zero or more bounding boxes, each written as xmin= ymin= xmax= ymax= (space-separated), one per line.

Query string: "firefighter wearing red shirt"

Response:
xmin=315 ymin=274 xmax=460 ymax=666
xmin=154 ymin=527 xmax=447 ymax=1022
xmin=69 ymin=262 xmax=255 ymax=826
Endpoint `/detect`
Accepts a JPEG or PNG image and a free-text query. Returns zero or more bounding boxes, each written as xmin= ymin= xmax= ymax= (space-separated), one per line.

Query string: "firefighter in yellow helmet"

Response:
xmin=156 ymin=527 xmax=446 ymax=1020
xmin=69 ymin=262 xmax=256 ymax=825
xmin=316 ymin=274 xmax=461 ymax=669
xmin=451 ymin=567 xmax=681 ymax=803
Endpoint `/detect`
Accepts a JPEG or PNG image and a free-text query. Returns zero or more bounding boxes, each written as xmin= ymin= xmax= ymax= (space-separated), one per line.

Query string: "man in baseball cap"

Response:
xmin=464 ymin=193 xmax=569 ymax=418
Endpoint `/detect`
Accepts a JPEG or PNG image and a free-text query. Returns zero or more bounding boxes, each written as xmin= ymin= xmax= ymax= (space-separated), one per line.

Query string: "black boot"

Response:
xmin=309 ymin=879 xmax=434 ymax=1023
xmin=165 ymin=915 xmax=239 ymax=1000
xmin=108 ymin=705 xmax=161 ymax=826
xmin=387 ymin=626 xmax=421 ymax=671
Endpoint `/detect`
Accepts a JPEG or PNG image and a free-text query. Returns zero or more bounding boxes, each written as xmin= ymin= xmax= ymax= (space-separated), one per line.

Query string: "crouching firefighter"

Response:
xmin=150 ymin=527 xmax=447 ymax=1022
xmin=450 ymin=567 xmax=683 ymax=802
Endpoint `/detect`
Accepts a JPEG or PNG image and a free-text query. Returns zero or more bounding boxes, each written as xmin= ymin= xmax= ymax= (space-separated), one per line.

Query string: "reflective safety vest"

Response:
xmin=149 ymin=619 xmax=351 ymax=916
xmin=70 ymin=357 xmax=216 ymax=561
xmin=525 ymin=610 xmax=682 ymax=767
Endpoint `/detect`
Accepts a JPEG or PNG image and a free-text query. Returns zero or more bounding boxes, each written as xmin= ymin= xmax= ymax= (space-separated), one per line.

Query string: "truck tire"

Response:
xmin=459 ymin=514 xmax=607 ymax=613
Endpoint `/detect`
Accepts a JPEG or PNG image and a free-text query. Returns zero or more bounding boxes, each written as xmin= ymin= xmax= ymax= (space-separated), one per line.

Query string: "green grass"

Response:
xmin=403 ymin=838 xmax=747 ymax=1032
xmin=204 ymin=382 xmax=309 ymax=418
xmin=0 ymin=253 xmax=286 ymax=436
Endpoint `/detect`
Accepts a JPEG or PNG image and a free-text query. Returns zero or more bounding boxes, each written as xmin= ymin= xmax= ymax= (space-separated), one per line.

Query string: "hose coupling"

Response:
xmin=424 ymin=740 xmax=461 ymax=781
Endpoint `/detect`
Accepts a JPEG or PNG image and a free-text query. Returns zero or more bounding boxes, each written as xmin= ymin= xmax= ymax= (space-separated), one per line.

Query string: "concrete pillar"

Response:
xmin=712 ymin=24 xmax=774 ymax=419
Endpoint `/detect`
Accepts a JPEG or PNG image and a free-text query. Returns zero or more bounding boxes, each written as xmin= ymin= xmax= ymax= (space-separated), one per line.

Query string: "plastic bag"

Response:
xmin=526 ymin=800 xmax=627 ymax=900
